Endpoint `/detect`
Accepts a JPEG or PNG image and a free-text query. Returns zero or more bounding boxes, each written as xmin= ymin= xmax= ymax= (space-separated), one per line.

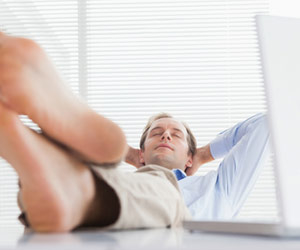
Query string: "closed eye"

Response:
xmin=153 ymin=133 xmax=161 ymax=136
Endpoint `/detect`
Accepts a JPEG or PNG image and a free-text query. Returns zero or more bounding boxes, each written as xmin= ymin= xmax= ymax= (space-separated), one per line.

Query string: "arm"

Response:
xmin=213 ymin=113 xmax=270 ymax=216
xmin=185 ymin=144 xmax=214 ymax=176
xmin=125 ymin=145 xmax=142 ymax=168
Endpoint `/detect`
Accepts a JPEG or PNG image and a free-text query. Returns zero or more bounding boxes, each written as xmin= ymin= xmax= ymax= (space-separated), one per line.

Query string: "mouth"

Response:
xmin=156 ymin=144 xmax=174 ymax=151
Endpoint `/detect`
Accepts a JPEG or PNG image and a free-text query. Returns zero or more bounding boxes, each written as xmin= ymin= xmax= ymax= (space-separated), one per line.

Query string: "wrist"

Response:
xmin=125 ymin=146 xmax=134 ymax=163
xmin=201 ymin=144 xmax=214 ymax=164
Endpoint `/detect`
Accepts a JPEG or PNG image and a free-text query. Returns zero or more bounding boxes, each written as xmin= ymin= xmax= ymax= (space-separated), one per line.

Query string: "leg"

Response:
xmin=0 ymin=103 xmax=118 ymax=232
xmin=90 ymin=165 xmax=191 ymax=229
xmin=0 ymin=32 xmax=127 ymax=164
xmin=17 ymin=164 xmax=190 ymax=231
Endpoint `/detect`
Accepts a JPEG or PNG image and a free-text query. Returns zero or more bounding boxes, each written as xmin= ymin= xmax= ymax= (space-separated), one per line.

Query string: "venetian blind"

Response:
xmin=0 ymin=0 xmax=277 ymax=228
xmin=0 ymin=0 xmax=79 ymax=228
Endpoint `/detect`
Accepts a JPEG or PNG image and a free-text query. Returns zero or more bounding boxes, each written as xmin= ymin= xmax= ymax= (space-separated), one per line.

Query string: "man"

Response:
xmin=0 ymin=32 xmax=190 ymax=232
xmin=0 ymin=32 xmax=270 ymax=232
xmin=126 ymin=112 xmax=270 ymax=219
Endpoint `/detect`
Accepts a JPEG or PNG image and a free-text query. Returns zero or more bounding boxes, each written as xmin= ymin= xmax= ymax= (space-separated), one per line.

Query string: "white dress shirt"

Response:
xmin=173 ymin=113 xmax=270 ymax=219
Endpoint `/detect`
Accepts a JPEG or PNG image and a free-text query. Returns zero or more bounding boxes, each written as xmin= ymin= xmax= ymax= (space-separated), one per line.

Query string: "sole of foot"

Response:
xmin=0 ymin=33 xmax=127 ymax=164
xmin=0 ymin=103 xmax=95 ymax=232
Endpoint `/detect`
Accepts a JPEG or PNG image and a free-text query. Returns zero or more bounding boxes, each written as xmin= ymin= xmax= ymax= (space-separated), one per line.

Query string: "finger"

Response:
xmin=185 ymin=167 xmax=195 ymax=176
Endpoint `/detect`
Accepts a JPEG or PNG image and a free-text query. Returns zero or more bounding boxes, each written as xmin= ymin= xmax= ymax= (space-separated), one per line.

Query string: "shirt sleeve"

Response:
xmin=213 ymin=113 xmax=270 ymax=217
xmin=209 ymin=130 xmax=232 ymax=160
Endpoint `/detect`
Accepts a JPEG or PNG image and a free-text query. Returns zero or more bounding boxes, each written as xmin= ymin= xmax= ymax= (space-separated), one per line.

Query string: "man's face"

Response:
xmin=140 ymin=118 xmax=193 ymax=171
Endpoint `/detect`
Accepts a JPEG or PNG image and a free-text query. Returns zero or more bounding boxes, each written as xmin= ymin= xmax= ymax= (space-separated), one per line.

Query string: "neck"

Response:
xmin=146 ymin=158 xmax=184 ymax=171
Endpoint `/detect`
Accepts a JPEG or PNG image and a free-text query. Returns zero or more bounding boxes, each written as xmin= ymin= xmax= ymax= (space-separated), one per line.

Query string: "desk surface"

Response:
xmin=1 ymin=226 xmax=300 ymax=250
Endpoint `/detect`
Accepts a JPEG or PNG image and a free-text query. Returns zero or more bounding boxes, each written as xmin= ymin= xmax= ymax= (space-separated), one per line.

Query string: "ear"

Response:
xmin=185 ymin=154 xmax=193 ymax=169
xmin=139 ymin=150 xmax=145 ymax=166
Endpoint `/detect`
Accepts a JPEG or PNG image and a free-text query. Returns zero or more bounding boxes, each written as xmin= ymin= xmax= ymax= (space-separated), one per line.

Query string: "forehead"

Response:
xmin=149 ymin=118 xmax=187 ymax=133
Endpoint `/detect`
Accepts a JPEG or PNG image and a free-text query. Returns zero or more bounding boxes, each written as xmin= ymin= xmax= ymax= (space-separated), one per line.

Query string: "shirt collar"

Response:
xmin=172 ymin=169 xmax=187 ymax=181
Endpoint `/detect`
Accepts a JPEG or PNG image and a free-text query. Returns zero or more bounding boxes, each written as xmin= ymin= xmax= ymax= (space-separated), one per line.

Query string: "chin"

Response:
xmin=147 ymin=155 xmax=176 ymax=170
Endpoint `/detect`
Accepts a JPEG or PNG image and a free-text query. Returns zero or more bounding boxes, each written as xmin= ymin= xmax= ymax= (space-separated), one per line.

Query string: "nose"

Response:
xmin=160 ymin=131 xmax=171 ymax=141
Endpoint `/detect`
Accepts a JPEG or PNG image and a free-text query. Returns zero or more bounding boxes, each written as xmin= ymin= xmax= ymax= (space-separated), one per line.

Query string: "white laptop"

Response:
xmin=183 ymin=15 xmax=300 ymax=237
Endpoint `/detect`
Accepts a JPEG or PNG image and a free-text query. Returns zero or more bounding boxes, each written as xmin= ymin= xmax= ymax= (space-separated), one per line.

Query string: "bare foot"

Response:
xmin=0 ymin=103 xmax=96 ymax=232
xmin=0 ymin=32 xmax=127 ymax=164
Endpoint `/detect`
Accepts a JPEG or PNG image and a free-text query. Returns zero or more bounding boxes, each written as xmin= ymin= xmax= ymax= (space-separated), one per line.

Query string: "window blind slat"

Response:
xmin=0 ymin=0 xmax=277 ymax=228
